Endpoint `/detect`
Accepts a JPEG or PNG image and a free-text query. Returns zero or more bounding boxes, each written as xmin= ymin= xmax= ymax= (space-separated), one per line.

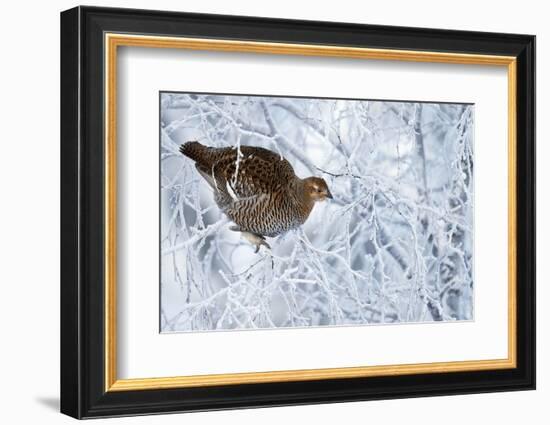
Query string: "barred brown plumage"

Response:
xmin=179 ymin=141 xmax=333 ymax=252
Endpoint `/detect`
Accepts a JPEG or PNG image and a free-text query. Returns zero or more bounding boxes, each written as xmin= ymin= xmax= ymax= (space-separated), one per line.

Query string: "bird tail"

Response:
xmin=179 ymin=141 xmax=207 ymax=162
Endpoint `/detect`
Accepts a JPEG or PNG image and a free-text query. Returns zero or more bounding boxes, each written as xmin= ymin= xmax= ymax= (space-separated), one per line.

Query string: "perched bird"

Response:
xmin=180 ymin=141 xmax=333 ymax=252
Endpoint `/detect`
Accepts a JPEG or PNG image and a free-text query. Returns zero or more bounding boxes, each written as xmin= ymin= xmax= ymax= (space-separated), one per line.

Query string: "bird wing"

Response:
xmin=210 ymin=146 xmax=295 ymax=201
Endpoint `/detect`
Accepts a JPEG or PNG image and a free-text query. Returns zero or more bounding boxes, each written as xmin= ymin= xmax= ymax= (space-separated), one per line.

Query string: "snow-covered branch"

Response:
xmin=160 ymin=93 xmax=474 ymax=331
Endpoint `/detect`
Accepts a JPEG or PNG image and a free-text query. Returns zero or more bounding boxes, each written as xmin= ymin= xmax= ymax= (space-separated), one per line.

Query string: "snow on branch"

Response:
xmin=160 ymin=94 xmax=474 ymax=332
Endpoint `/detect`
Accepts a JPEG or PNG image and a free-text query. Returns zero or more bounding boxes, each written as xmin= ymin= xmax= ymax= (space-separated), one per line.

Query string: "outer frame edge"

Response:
xmin=64 ymin=5 xmax=536 ymax=419
xmin=60 ymin=5 xmax=83 ymax=420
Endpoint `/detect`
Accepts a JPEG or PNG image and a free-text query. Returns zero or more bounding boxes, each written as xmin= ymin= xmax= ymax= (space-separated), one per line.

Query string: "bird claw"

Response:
xmin=254 ymin=239 xmax=271 ymax=254
xmin=240 ymin=231 xmax=271 ymax=253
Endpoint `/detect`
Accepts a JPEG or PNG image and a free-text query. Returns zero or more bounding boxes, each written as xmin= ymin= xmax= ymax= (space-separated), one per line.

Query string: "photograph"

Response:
xmin=159 ymin=92 xmax=475 ymax=332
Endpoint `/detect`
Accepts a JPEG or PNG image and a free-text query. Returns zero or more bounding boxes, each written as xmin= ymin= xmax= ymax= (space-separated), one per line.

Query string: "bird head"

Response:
xmin=303 ymin=177 xmax=333 ymax=202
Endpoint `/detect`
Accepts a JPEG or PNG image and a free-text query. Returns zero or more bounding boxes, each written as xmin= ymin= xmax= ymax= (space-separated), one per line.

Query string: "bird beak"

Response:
xmin=326 ymin=189 xmax=333 ymax=199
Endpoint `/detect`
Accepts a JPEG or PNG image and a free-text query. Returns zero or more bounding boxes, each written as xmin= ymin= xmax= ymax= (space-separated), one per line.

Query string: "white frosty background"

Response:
xmin=160 ymin=93 xmax=474 ymax=332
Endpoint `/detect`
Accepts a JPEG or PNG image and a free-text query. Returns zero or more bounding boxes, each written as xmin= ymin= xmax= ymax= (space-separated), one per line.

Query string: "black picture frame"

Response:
xmin=61 ymin=5 xmax=535 ymax=419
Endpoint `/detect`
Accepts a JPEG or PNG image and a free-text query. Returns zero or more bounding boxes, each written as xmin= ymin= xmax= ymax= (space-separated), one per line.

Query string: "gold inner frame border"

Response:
xmin=104 ymin=33 xmax=517 ymax=392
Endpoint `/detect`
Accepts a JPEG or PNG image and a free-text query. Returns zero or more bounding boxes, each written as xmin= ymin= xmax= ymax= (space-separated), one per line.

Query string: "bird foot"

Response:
xmin=229 ymin=226 xmax=270 ymax=253
xmin=241 ymin=232 xmax=271 ymax=253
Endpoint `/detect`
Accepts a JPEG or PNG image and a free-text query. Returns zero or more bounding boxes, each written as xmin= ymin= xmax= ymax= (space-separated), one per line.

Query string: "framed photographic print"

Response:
xmin=60 ymin=6 xmax=535 ymax=419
